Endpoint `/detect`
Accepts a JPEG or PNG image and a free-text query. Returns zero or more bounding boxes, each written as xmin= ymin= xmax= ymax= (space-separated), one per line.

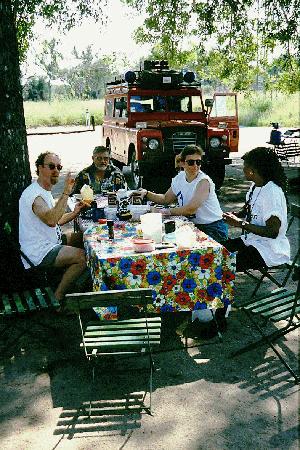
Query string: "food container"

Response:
xmin=140 ymin=213 xmax=162 ymax=243
xmin=129 ymin=204 xmax=150 ymax=221
xmin=132 ymin=238 xmax=155 ymax=253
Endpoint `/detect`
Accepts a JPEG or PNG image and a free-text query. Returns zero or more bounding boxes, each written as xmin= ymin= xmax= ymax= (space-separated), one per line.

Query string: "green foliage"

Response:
xmin=59 ymin=47 xmax=118 ymax=99
xmin=124 ymin=0 xmax=300 ymax=94
xmin=238 ymin=92 xmax=299 ymax=126
xmin=12 ymin=0 xmax=107 ymax=60
xmin=24 ymin=99 xmax=104 ymax=127
xmin=23 ymin=76 xmax=49 ymax=100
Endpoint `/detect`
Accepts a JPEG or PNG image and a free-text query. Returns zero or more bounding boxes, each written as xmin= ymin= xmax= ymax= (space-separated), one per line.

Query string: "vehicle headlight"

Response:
xmin=221 ymin=135 xmax=228 ymax=141
xmin=148 ymin=139 xmax=159 ymax=150
xmin=210 ymin=137 xmax=221 ymax=148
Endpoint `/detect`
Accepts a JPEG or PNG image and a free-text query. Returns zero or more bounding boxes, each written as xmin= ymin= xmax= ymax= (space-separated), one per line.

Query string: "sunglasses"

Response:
xmin=185 ymin=159 xmax=201 ymax=166
xmin=44 ymin=163 xmax=63 ymax=171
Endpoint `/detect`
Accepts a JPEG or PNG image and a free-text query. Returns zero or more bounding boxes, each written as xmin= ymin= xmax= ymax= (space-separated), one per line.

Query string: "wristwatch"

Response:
xmin=241 ymin=220 xmax=247 ymax=232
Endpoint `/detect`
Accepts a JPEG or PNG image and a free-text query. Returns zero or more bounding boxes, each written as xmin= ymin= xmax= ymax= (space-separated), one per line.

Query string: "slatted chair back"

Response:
xmin=232 ymin=266 xmax=300 ymax=383
xmin=65 ymin=288 xmax=161 ymax=357
xmin=1 ymin=287 xmax=59 ymax=318
xmin=65 ymin=288 xmax=161 ymax=415
xmin=245 ymin=203 xmax=300 ymax=298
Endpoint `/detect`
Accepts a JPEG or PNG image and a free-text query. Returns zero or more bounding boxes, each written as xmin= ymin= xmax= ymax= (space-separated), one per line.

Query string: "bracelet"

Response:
xmin=161 ymin=208 xmax=171 ymax=217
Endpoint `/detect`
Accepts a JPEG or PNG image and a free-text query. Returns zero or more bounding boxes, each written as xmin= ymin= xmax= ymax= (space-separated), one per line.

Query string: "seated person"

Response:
xmin=19 ymin=152 xmax=88 ymax=304
xmin=71 ymin=146 xmax=127 ymax=195
xmin=223 ymin=147 xmax=290 ymax=271
xmin=175 ymin=152 xmax=184 ymax=172
xmin=134 ymin=145 xmax=228 ymax=243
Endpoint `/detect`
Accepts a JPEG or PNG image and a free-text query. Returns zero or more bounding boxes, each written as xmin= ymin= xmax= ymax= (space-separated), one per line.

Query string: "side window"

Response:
xmin=114 ymin=97 xmax=127 ymax=118
xmin=129 ymin=96 xmax=154 ymax=112
xmin=106 ymin=99 xmax=113 ymax=117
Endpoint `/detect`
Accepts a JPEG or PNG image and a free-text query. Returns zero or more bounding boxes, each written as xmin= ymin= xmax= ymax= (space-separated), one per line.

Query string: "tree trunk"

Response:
xmin=0 ymin=1 xmax=31 ymax=237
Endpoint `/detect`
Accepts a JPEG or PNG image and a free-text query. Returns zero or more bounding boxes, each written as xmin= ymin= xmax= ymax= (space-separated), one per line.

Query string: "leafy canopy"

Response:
xmin=12 ymin=0 xmax=107 ymax=60
xmin=124 ymin=0 xmax=299 ymax=92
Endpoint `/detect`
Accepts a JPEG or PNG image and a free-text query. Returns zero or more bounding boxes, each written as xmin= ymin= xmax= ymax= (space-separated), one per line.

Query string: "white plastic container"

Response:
xmin=140 ymin=213 xmax=162 ymax=243
xmin=175 ymin=225 xmax=197 ymax=248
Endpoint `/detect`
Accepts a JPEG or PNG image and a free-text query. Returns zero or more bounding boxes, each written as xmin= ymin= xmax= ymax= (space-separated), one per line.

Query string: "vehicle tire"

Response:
xmin=213 ymin=163 xmax=225 ymax=190
xmin=130 ymin=150 xmax=141 ymax=189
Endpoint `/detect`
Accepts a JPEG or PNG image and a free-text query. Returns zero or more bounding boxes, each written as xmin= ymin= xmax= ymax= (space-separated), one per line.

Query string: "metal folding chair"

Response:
xmin=245 ymin=203 xmax=300 ymax=298
xmin=231 ymin=266 xmax=300 ymax=383
xmin=65 ymin=288 xmax=161 ymax=416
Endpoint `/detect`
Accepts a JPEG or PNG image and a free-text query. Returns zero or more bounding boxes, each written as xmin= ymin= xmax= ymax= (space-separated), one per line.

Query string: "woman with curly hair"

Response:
xmin=223 ymin=147 xmax=290 ymax=271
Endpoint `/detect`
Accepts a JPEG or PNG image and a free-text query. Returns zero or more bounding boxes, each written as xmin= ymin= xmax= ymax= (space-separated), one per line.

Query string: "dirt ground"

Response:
xmin=0 ymin=128 xmax=299 ymax=450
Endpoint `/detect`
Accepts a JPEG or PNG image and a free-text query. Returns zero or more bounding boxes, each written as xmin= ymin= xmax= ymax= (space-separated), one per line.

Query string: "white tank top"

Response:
xmin=19 ymin=181 xmax=62 ymax=268
xmin=171 ymin=171 xmax=223 ymax=224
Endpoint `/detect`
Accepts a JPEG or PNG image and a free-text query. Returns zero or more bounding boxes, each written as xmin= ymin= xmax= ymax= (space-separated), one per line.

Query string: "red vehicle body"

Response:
xmin=103 ymin=61 xmax=239 ymax=191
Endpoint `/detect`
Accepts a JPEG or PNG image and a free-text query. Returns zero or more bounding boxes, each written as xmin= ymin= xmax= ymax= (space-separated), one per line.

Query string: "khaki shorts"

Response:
xmin=38 ymin=235 xmax=67 ymax=267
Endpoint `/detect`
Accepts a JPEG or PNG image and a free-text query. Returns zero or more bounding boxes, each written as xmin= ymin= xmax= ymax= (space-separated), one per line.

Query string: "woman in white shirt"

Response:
xmin=135 ymin=145 xmax=228 ymax=243
xmin=223 ymin=147 xmax=290 ymax=271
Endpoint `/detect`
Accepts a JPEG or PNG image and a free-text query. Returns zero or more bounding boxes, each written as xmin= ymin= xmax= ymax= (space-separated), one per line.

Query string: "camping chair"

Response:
xmin=245 ymin=203 xmax=300 ymax=298
xmin=231 ymin=266 xmax=300 ymax=383
xmin=65 ymin=288 xmax=161 ymax=416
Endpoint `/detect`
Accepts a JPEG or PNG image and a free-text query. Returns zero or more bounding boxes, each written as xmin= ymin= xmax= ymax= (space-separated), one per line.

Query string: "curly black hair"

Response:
xmin=242 ymin=147 xmax=288 ymax=197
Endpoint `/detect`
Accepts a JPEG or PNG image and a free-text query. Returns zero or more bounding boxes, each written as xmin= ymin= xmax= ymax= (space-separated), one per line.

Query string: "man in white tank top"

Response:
xmin=19 ymin=151 xmax=87 ymax=305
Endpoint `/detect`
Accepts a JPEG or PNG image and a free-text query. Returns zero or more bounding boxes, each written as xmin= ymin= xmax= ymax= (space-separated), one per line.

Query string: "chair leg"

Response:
xmin=232 ymin=310 xmax=300 ymax=383
xmin=149 ymin=360 xmax=153 ymax=415
xmin=247 ymin=269 xmax=283 ymax=298
xmin=89 ymin=358 xmax=96 ymax=418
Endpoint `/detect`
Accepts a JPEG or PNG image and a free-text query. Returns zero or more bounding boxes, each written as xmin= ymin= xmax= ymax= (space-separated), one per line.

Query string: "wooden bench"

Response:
xmin=0 ymin=286 xmax=60 ymax=354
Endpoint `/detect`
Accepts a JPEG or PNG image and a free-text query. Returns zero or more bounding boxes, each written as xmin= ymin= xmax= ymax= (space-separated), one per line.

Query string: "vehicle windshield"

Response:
xmin=129 ymin=95 xmax=202 ymax=113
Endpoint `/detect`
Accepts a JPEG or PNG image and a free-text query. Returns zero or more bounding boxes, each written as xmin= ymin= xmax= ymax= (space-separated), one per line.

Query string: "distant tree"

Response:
xmin=0 ymin=0 xmax=106 ymax=238
xmin=36 ymin=38 xmax=62 ymax=101
xmin=23 ymin=76 xmax=48 ymax=101
xmin=60 ymin=47 xmax=119 ymax=99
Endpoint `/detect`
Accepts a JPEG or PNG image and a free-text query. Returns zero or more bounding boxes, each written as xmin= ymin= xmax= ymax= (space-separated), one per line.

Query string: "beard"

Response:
xmin=50 ymin=175 xmax=59 ymax=185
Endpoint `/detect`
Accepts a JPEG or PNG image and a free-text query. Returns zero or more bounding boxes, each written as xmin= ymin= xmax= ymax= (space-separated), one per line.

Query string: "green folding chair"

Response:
xmin=231 ymin=266 xmax=300 ymax=383
xmin=65 ymin=288 xmax=161 ymax=416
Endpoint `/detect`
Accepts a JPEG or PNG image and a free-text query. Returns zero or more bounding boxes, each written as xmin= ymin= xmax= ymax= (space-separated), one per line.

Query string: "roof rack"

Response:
xmin=106 ymin=60 xmax=201 ymax=89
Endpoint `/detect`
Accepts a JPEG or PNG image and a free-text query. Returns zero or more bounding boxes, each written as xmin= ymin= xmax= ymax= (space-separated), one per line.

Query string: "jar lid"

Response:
xmin=132 ymin=238 xmax=154 ymax=244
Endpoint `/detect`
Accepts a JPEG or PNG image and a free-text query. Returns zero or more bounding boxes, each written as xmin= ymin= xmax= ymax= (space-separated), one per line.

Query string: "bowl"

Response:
xmin=132 ymin=238 xmax=155 ymax=253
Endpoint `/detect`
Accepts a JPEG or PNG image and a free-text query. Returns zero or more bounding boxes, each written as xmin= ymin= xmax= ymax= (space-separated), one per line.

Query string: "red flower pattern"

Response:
xmin=200 ymin=253 xmax=214 ymax=268
xmin=131 ymin=259 xmax=147 ymax=275
xmin=176 ymin=292 xmax=191 ymax=305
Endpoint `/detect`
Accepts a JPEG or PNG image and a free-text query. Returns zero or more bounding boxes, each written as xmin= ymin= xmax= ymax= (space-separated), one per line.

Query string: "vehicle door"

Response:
xmin=207 ymin=93 xmax=239 ymax=152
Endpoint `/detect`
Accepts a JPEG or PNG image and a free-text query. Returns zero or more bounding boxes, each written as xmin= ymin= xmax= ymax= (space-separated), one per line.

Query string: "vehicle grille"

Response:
xmin=163 ymin=128 xmax=204 ymax=155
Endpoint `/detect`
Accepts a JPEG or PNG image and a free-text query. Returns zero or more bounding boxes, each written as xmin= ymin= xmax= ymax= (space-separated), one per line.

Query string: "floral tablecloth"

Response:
xmin=84 ymin=222 xmax=236 ymax=317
